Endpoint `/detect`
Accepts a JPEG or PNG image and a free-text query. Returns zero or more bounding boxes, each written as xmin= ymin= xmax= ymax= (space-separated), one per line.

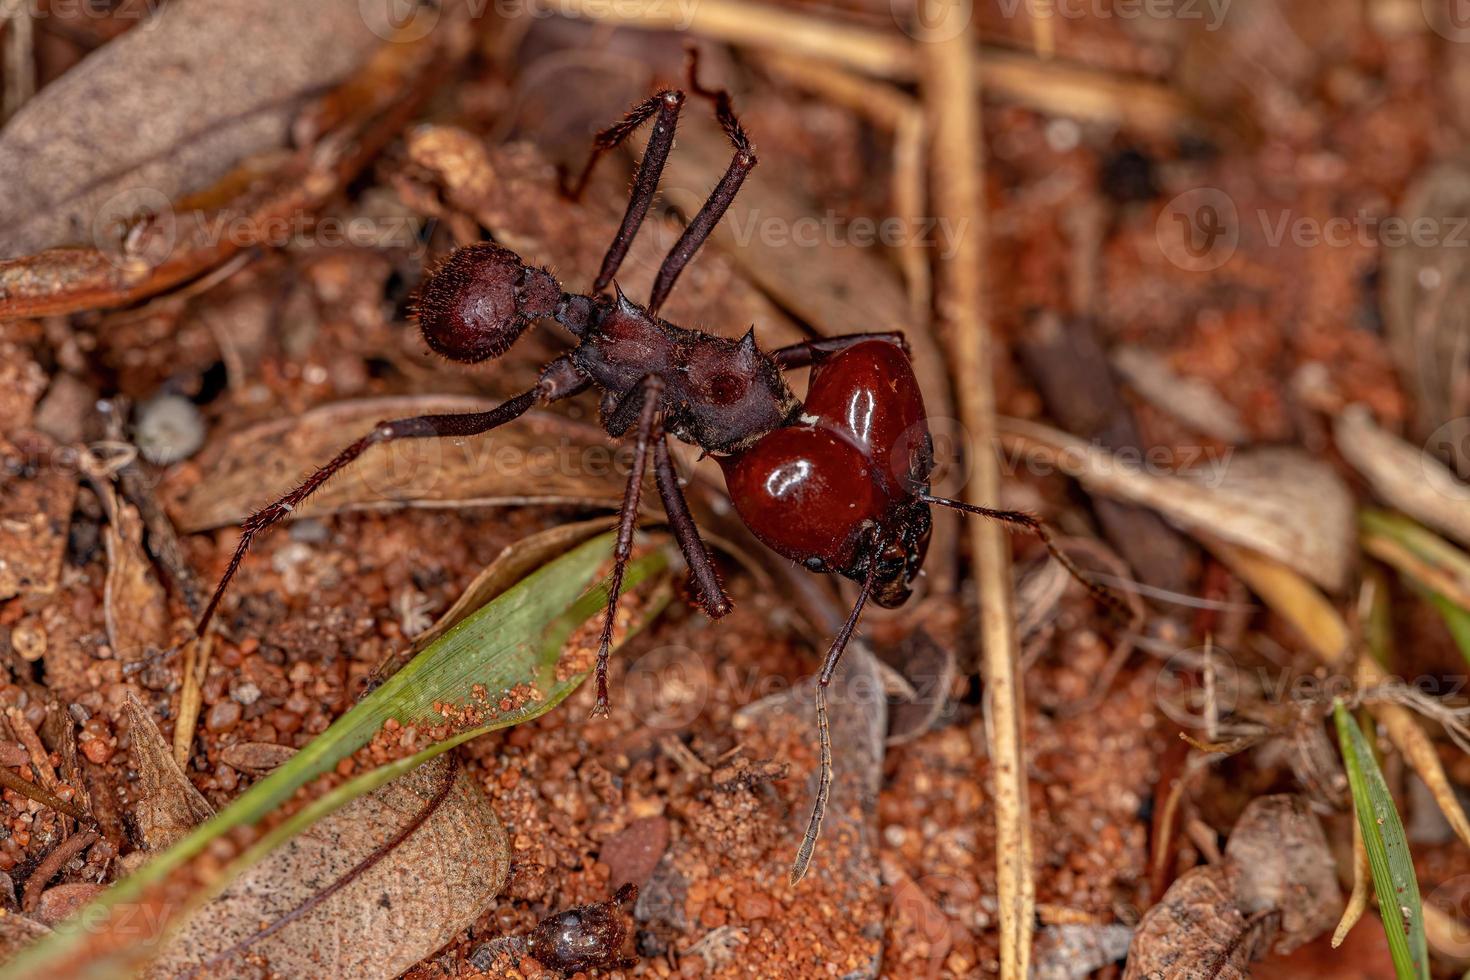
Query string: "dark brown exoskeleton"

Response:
xmin=527 ymin=883 xmax=638 ymax=974
xmin=196 ymin=54 xmax=1124 ymax=886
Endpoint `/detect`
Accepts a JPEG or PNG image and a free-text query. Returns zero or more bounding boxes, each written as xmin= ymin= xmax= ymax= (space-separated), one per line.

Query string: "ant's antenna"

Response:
xmin=918 ymin=493 xmax=1135 ymax=624
xmin=790 ymin=554 xmax=879 ymax=886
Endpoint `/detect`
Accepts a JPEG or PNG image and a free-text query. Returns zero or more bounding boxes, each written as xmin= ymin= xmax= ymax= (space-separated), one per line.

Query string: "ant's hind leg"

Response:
xmin=196 ymin=357 xmax=589 ymax=637
xmin=646 ymin=53 xmax=757 ymax=316
xmin=770 ymin=332 xmax=909 ymax=370
xmin=591 ymin=374 xmax=665 ymax=718
xmin=652 ymin=434 xmax=732 ymax=619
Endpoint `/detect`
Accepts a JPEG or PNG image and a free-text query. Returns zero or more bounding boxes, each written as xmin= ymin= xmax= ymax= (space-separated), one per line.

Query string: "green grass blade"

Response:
xmin=4 ymin=532 xmax=667 ymax=978
xmin=1334 ymin=700 xmax=1429 ymax=980
xmin=1424 ymin=588 xmax=1470 ymax=668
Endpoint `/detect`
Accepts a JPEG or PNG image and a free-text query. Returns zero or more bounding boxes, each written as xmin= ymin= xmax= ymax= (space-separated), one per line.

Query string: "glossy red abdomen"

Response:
xmin=718 ymin=339 xmax=933 ymax=574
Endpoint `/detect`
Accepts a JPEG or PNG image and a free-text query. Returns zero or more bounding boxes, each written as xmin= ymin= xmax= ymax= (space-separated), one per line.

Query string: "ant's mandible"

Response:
xmin=196 ymin=52 xmax=1125 ymax=884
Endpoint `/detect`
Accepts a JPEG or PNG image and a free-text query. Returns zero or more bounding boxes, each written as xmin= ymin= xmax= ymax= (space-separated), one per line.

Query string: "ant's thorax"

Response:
xmin=570 ymin=289 xmax=799 ymax=455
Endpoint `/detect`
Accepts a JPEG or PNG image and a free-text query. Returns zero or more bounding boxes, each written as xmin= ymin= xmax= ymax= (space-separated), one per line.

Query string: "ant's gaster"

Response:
xmin=196 ymin=50 xmax=1126 ymax=885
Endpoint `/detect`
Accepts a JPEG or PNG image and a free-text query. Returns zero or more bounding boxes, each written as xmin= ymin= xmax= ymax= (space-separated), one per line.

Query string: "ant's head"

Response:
xmin=415 ymin=243 xmax=562 ymax=363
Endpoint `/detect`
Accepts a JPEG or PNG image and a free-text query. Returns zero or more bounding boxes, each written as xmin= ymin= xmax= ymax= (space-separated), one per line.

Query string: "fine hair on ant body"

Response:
xmin=196 ymin=51 xmax=1126 ymax=884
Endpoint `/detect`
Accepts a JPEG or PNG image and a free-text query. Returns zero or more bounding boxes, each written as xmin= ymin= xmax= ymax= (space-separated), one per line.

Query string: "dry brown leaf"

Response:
xmin=1381 ymin=164 xmax=1470 ymax=452
xmin=100 ymin=496 xmax=170 ymax=666
xmin=0 ymin=1 xmax=475 ymax=317
xmin=165 ymin=396 xmax=628 ymax=533
xmin=1124 ymin=864 xmax=1261 ymax=979
xmin=1001 ymin=418 xmax=1355 ymax=592
xmin=398 ymin=127 xmax=807 ymax=350
xmin=1223 ymin=795 xmax=1341 ymax=955
xmin=0 ymin=0 xmax=379 ymax=260
xmin=0 ymin=459 xmax=76 ymax=600
xmin=146 ymin=755 xmax=509 ymax=980
xmin=1335 ymin=404 xmax=1470 ymax=550
xmin=123 ymin=695 xmax=214 ymax=852
xmin=1111 ymin=346 xmax=1250 ymax=443
xmin=218 ymin=742 xmax=297 ymax=777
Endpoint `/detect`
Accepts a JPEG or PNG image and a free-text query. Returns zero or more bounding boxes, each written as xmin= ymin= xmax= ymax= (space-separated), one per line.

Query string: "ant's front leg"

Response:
xmin=568 ymin=89 xmax=687 ymax=293
xmin=592 ymin=374 xmax=665 ymax=717
xmin=646 ymin=54 xmax=757 ymax=316
xmin=770 ymin=332 xmax=908 ymax=370
xmin=196 ymin=357 xmax=589 ymax=636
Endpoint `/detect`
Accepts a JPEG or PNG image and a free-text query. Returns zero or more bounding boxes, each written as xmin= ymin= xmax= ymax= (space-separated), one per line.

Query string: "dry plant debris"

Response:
xmin=0 ymin=0 xmax=1469 ymax=978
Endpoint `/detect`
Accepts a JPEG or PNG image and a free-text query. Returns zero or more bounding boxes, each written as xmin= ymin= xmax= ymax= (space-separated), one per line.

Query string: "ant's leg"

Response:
xmin=771 ymin=332 xmax=909 ymax=370
xmin=197 ymin=357 xmax=589 ymax=636
xmin=652 ymin=433 xmax=732 ymax=619
xmin=573 ymin=90 xmax=687 ymax=293
xmin=591 ymin=374 xmax=665 ymax=717
xmin=646 ymin=61 xmax=757 ymax=316
xmin=919 ymin=493 xmax=1135 ymax=623
xmin=566 ymin=89 xmax=683 ymax=204
xmin=790 ymin=553 xmax=880 ymax=886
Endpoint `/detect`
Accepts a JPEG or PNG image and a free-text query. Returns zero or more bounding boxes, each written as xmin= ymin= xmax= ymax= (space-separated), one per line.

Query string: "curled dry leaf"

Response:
xmin=123 ymin=695 xmax=214 ymax=852
xmin=98 ymin=491 xmax=170 ymax=666
xmin=1000 ymin=417 xmax=1355 ymax=592
xmin=1381 ymin=164 xmax=1470 ymax=451
xmin=1128 ymin=794 xmax=1339 ymax=976
xmin=218 ymin=742 xmax=298 ymax=777
xmin=1335 ymin=405 xmax=1470 ymax=550
xmin=146 ymin=755 xmax=509 ymax=980
xmin=1223 ymin=794 xmax=1341 ymax=955
xmin=0 ymin=0 xmax=475 ymax=317
xmin=1125 ymin=864 xmax=1260 ymax=979
xmin=165 ymin=396 xmax=627 ymax=533
xmin=1111 ymin=345 xmax=1250 ymax=444
xmin=397 ymin=127 xmax=807 ymax=350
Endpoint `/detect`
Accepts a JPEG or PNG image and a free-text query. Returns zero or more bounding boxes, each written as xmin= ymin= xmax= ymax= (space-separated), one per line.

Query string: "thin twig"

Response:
xmin=2 ymin=2 xmax=35 ymax=123
xmin=920 ymin=7 xmax=1033 ymax=978
xmin=7 ymin=707 xmax=57 ymax=791
xmin=22 ymin=831 xmax=97 ymax=912
xmin=0 ymin=766 xmax=88 ymax=822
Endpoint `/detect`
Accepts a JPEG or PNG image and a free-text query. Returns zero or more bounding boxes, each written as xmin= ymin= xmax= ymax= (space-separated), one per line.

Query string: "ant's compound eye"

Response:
xmin=415 ymin=243 xmax=558 ymax=364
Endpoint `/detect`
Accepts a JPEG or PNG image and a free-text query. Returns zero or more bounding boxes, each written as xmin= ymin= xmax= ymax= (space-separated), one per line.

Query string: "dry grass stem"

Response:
xmin=920 ymin=5 xmax=1033 ymax=976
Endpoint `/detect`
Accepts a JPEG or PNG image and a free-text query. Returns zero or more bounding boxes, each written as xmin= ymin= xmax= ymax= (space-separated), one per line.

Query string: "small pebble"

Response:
xmin=12 ymin=622 xmax=46 ymax=663
xmin=36 ymin=883 xmax=105 ymax=924
xmin=134 ymin=394 xmax=205 ymax=465
xmin=205 ymin=701 xmax=241 ymax=733
xmin=231 ymin=681 xmax=262 ymax=706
